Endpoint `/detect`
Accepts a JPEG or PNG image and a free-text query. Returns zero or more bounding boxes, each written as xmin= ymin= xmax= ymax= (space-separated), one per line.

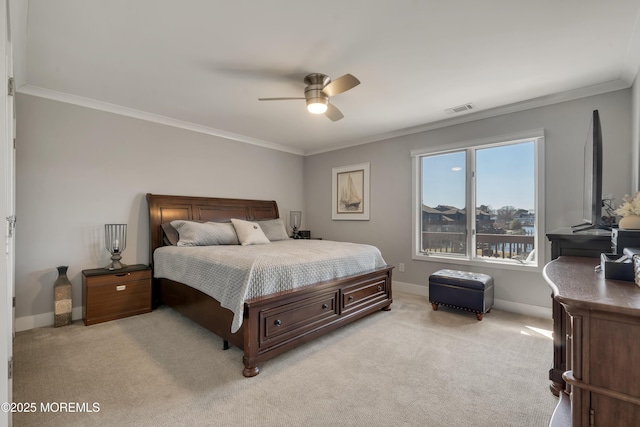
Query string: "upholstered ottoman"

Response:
xmin=429 ymin=269 xmax=494 ymax=320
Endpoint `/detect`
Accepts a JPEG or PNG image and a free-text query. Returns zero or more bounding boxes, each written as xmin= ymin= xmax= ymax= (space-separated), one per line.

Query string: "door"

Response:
xmin=0 ymin=0 xmax=14 ymax=426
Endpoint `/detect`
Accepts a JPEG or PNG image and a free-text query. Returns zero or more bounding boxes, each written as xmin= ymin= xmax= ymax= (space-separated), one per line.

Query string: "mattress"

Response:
xmin=153 ymin=239 xmax=387 ymax=332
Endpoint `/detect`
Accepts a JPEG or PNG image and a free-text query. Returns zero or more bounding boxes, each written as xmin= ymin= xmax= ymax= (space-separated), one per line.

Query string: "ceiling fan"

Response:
xmin=258 ymin=73 xmax=360 ymax=121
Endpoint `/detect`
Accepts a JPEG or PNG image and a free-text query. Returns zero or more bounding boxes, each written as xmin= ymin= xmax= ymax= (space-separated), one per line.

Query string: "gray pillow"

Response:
xmin=257 ymin=218 xmax=289 ymax=241
xmin=170 ymin=220 xmax=239 ymax=246
xmin=161 ymin=222 xmax=180 ymax=246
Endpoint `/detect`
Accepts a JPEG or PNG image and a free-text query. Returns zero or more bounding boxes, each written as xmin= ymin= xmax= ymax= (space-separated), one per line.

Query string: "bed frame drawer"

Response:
xmin=341 ymin=277 xmax=388 ymax=315
xmin=259 ymin=291 xmax=339 ymax=349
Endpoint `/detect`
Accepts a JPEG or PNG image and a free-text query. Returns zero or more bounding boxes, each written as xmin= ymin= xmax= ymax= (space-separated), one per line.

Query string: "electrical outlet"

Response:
xmin=399 ymin=263 xmax=405 ymax=272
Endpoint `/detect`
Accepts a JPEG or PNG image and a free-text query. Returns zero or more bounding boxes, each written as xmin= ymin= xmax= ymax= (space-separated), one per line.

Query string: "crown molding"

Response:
xmin=16 ymin=85 xmax=305 ymax=156
xmin=18 ymin=80 xmax=630 ymax=157
xmin=305 ymin=79 xmax=630 ymax=156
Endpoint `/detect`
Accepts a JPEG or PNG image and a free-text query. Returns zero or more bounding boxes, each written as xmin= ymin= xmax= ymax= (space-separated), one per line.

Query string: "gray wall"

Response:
xmin=14 ymin=88 xmax=635 ymax=323
xmin=15 ymin=94 xmax=304 ymax=322
xmin=304 ymin=90 xmax=632 ymax=310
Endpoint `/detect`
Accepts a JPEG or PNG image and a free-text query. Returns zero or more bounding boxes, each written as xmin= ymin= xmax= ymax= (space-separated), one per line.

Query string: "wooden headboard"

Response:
xmin=146 ymin=193 xmax=279 ymax=264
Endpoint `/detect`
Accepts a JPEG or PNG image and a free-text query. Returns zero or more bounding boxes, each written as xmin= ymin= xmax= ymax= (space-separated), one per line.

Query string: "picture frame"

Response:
xmin=332 ymin=162 xmax=370 ymax=220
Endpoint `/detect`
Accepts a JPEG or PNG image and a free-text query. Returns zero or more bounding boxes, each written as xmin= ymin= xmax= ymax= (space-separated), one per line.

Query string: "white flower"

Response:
xmin=614 ymin=192 xmax=640 ymax=217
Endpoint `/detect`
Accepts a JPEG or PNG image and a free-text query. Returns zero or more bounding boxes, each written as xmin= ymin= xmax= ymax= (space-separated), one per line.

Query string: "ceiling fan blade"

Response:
xmin=258 ymin=97 xmax=305 ymax=101
xmin=322 ymin=74 xmax=360 ymax=97
xmin=325 ymin=103 xmax=344 ymax=121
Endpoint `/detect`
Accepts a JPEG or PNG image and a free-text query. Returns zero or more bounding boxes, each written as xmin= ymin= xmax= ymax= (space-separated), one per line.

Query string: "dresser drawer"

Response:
xmin=341 ymin=277 xmax=389 ymax=315
xmin=82 ymin=265 xmax=152 ymax=325
xmin=258 ymin=291 xmax=339 ymax=350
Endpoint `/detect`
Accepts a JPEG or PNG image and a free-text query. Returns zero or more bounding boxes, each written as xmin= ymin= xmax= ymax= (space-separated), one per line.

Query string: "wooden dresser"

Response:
xmin=546 ymin=228 xmax=612 ymax=395
xmin=544 ymin=256 xmax=640 ymax=426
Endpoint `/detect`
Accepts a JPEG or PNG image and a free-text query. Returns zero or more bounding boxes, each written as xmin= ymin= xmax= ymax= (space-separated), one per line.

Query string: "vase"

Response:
xmin=54 ymin=266 xmax=72 ymax=327
xmin=618 ymin=215 xmax=640 ymax=230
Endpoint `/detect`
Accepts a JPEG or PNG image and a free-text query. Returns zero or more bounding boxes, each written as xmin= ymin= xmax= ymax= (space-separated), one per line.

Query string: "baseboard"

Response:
xmin=15 ymin=281 xmax=551 ymax=331
xmin=492 ymin=299 xmax=551 ymax=319
xmin=15 ymin=307 xmax=83 ymax=332
xmin=393 ymin=280 xmax=552 ymax=319
xmin=393 ymin=280 xmax=429 ymax=297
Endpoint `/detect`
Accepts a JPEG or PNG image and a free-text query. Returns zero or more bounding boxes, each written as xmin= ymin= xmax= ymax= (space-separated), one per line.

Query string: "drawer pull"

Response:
xmin=377 ymin=286 xmax=382 ymax=291
xmin=116 ymin=285 xmax=126 ymax=291
xmin=274 ymin=319 xmax=282 ymax=326
xmin=115 ymin=272 xmax=131 ymax=277
xmin=348 ymin=295 xmax=354 ymax=301
xmin=322 ymin=304 xmax=329 ymax=310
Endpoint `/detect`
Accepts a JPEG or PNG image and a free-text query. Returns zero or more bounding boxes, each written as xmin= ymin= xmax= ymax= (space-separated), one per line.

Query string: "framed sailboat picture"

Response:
xmin=332 ymin=162 xmax=370 ymax=220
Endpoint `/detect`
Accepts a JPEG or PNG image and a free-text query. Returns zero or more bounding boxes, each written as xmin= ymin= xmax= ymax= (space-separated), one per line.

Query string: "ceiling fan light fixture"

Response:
xmin=306 ymin=98 xmax=328 ymax=114
xmin=259 ymin=72 xmax=357 ymax=121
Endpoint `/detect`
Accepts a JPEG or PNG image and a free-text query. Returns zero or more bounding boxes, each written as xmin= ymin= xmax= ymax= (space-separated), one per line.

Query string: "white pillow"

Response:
xmin=231 ymin=218 xmax=271 ymax=246
xmin=257 ymin=218 xmax=289 ymax=241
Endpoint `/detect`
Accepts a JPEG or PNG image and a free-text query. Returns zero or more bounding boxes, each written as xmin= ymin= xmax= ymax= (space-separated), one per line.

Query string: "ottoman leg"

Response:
xmin=431 ymin=302 xmax=438 ymax=311
xmin=476 ymin=312 xmax=484 ymax=321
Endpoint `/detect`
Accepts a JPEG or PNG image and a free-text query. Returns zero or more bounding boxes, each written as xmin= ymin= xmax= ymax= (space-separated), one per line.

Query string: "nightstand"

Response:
xmin=82 ymin=264 xmax=152 ymax=325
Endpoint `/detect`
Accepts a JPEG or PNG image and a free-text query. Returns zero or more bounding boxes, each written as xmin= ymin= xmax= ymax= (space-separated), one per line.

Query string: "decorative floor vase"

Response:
xmin=619 ymin=215 xmax=640 ymax=230
xmin=54 ymin=266 xmax=72 ymax=327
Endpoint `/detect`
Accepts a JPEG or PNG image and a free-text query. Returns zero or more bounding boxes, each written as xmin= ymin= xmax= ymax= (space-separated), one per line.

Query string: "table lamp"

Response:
xmin=290 ymin=211 xmax=302 ymax=239
xmin=105 ymin=224 xmax=127 ymax=270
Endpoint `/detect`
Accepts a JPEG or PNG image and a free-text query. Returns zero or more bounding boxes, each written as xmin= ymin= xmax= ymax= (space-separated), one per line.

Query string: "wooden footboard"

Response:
xmin=159 ymin=266 xmax=393 ymax=377
xmin=242 ymin=265 xmax=393 ymax=377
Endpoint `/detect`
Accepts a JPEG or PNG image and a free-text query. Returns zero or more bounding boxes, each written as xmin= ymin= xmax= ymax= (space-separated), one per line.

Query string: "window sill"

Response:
xmin=412 ymin=253 xmax=542 ymax=273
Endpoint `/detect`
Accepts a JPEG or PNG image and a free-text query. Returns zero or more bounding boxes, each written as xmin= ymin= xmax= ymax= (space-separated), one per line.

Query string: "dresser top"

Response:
xmin=546 ymin=227 xmax=611 ymax=238
xmin=543 ymin=256 xmax=640 ymax=316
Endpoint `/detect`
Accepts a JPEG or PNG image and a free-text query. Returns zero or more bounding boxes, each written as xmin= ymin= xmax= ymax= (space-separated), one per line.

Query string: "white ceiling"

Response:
xmin=11 ymin=0 xmax=640 ymax=155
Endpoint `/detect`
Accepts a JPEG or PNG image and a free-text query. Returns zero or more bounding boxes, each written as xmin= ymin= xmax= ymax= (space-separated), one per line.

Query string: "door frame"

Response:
xmin=1 ymin=0 xmax=14 ymax=425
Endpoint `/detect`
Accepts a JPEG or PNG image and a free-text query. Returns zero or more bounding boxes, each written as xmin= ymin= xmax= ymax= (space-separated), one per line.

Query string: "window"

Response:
xmin=412 ymin=130 xmax=544 ymax=269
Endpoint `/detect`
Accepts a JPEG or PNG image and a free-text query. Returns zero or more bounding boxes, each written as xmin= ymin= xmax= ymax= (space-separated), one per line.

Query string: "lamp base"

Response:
xmin=105 ymin=253 xmax=127 ymax=270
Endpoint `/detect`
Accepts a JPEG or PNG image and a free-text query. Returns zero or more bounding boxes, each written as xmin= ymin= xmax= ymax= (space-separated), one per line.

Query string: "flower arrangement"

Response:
xmin=614 ymin=192 xmax=640 ymax=217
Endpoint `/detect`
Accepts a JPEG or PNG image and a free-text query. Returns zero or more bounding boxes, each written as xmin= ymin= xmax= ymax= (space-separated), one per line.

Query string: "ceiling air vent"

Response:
xmin=446 ymin=103 xmax=474 ymax=114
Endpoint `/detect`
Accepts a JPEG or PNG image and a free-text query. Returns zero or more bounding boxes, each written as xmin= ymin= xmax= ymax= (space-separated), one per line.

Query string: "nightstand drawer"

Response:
xmin=84 ymin=279 xmax=151 ymax=324
xmin=82 ymin=265 xmax=152 ymax=325
xmin=85 ymin=269 xmax=150 ymax=286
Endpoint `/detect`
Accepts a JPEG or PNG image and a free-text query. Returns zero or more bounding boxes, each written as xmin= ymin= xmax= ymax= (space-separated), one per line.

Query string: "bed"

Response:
xmin=146 ymin=193 xmax=393 ymax=377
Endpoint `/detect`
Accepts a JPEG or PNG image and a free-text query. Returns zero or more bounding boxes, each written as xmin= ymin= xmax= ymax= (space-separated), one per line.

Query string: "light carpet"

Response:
xmin=12 ymin=291 xmax=557 ymax=426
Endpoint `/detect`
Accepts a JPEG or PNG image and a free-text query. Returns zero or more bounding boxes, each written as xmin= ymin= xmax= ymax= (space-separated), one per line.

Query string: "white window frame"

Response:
xmin=411 ymin=129 xmax=545 ymax=271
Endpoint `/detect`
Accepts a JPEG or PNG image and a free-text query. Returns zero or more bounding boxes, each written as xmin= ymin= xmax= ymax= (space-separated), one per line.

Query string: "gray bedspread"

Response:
xmin=153 ymin=239 xmax=387 ymax=332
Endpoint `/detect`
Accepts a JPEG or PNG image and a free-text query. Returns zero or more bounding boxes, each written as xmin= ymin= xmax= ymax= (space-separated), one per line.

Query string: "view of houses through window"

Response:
xmin=417 ymin=137 xmax=539 ymax=266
